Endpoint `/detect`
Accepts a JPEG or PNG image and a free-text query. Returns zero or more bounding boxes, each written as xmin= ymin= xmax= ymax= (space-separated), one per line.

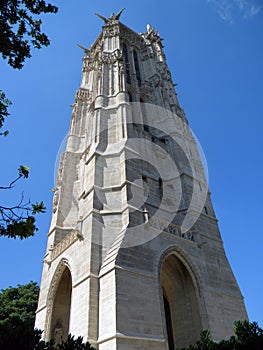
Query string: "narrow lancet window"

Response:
xmin=133 ymin=50 xmax=141 ymax=86
xmin=123 ymin=43 xmax=131 ymax=84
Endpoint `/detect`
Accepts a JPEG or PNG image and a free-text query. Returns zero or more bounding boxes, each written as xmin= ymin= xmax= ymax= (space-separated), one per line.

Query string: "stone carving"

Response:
xmin=69 ymin=88 xmax=91 ymax=132
xmin=83 ymin=41 xmax=103 ymax=73
xmin=82 ymin=58 xmax=91 ymax=73
xmin=157 ymin=63 xmax=172 ymax=82
xmin=175 ymin=105 xmax=187 ymax=120
xmin=53 ymin=320 xmax=64 ymax=344
xmin=95 ymin=8 xmax=125 ymax=24
xmin=148 ymin=73 xmax=161 ymax=87
xmin=56 ymin=153 xmax=66 ymax=186
xmin=71 ymin=88 xmax=91 ymax=118
xmin=77 ymin=44 xmax=90 ymax=55
xmin=85 ymin=60 xmax=95 ymax=72
xmin=139 ymin=82 xmax=153 ymax=101
xmin=52 ymin=187 xmax=59 ymax=213
xmin=43 ymin=244 xmax=53 ymax=266
xmin=145 ymin=25 xmax=163 ymax=44
xmin=101 ymin=49 xmax=122 ymax=64
xmin=75 ymin=88 xmax=90 ymax=102
xmin=103 ymin=25 xmax=120 ymax=38
xmin=119 ymin=61 xmax=125 ymax=90
xmin=154 ymin=41 xmax=164 ymax=58
xmin=121 ymin=28 xmax=144 ymax=47
xmin=142 ymin=25 xmax=167 ymax=61
xmin=51 ymin=230 xmax=80 ymax=261
xmin=140 ymin=46 xmax=154 ymax=61
xmin=149 ymin=216 xmax=197 ymax=242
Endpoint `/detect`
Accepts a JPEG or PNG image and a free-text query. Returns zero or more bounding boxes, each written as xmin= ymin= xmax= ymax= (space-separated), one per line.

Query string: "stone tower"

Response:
xmin=35 ymin=10 xmax=247 ymax=350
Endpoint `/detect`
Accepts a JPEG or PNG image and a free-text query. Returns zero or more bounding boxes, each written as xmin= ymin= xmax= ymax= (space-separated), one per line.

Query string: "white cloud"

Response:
xmin=208 ymin=0 xmax=263 ymax=21
xmin=249 ymin=3 xmax=262 ymax=16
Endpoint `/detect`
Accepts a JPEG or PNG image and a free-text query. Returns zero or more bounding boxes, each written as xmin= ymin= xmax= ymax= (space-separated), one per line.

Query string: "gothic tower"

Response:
xmin=35 ymin=10 xmax=247 ymax=350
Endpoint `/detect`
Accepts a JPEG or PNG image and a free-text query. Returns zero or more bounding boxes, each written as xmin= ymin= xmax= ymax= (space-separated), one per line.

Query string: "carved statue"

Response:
xmin=52 ymin=187 xmax=59 ymax=213
xmin=95 ymin=8 xmax=125 ymax=23
xmin=77 ymin=44 xmax=90 ymax=55
xmin=146 ymin=24 xmax=153 ymax=33
xmin=52 ymin=319 xmax=64 ymax=344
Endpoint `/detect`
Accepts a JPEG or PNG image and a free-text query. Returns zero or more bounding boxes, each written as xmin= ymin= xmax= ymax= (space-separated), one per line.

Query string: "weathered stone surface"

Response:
xmin=35 ymin=11 xmax=247 ymax=350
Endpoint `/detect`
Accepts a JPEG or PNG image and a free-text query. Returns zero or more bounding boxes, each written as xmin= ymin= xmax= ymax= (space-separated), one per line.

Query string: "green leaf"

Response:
xmin=0 ymin=0 xmax=58 ymax=69
xmin=18 ymin=165 xmax=30 ymax=179
xmin=32 ymin=201 xmax=46 ymax=215
xmin=0 ymin=216 xmax=36 ymax=239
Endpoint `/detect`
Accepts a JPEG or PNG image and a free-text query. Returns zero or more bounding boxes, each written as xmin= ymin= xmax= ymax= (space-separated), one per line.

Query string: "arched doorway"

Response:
xmin=161 ymin=254 xmax=202 ymax=349
xmin=49 ymin=267 xmax=72 ymax=343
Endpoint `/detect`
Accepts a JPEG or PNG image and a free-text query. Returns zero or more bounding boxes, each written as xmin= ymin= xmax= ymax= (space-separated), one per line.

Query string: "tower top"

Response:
xmin=95 ymin=8 xmax=125 ymax=24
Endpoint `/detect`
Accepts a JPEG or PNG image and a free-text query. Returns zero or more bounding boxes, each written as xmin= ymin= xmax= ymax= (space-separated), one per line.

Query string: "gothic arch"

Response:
xmin=44 ymin=259 xmax=72 ymax=342
xmin=133 ymin=49 xmax=141 ymax=86
xmin=159 ymin=247 xmax=204 ymax=349
xmin=122 ymin=42 xmax=131 ymax=84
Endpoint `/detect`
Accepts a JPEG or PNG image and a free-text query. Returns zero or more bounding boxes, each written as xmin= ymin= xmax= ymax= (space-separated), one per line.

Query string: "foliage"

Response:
xmin=0 ymin=281 xmax=39 ymax=325
xmin=0 ymin=90 xmax=11 ymax=136
xmin=178 ymin=321 xmax=263 ymax=350
xmin=0 ymin=165 xmax=46 ymax=239
xmin=0 ymin=0 xmax=57 ymax=238
xmin=226 ymin=320 xmax=263 ymax=350
xmin=0 ymin=283 xmax=95 ymax=350
xmin=178 ymin=330 xmax=217 ymax=350
xmin=0 ymin=282 xmax=40 ymax=350
xmin=0 ymin=0 xmax=58 ymax=131
xmin=0 ymin=0 xmax=58 ymax=69
xmin=37 ymin=334 xmax=96 ymax=350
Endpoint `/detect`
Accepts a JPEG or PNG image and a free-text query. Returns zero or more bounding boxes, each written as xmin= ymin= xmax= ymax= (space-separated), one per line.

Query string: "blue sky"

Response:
xmin=0 ymin=0 xmax=263 ymax=328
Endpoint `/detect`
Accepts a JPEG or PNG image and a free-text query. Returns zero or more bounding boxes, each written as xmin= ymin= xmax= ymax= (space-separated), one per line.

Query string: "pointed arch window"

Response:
xmin=161 ymin=254 xmax=202 ymax=348
xmin=133 ymin=50 xmax=141 ymax=86
xmin=123 ymin=43 xmax=131 ymax=84
xmin=49 ymin=267 xmax=72 ymax=343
